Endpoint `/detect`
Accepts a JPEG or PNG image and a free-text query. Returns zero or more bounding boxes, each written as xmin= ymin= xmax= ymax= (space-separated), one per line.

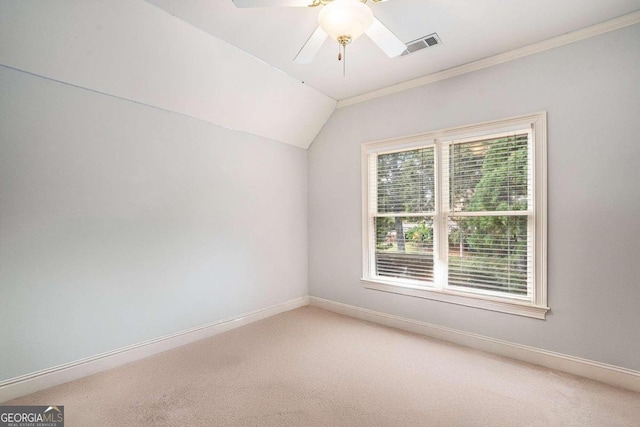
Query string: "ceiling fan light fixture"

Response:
xmin=318 ymin=0 xmax=374 ymax=45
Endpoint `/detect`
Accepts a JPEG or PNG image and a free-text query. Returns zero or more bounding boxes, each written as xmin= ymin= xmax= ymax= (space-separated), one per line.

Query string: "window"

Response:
xmin=361 ymin=113 xmax=548 ymax=319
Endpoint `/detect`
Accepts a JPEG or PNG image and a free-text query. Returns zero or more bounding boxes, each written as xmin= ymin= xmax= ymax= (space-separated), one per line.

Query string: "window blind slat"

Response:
xmin=376 ymin=147 xmax=436 ymax=214
xmin=445 ymin=133 xmax=530 ymax=213
xmin=375 ymin=216 xmax=434 ymax=281
xmin=448 ymin=214 xmax=530 ymax=296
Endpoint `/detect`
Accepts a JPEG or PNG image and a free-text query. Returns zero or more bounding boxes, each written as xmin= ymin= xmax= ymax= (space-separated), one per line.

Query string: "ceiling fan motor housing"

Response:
xmin=318 ymin=0 xmax=374 ymax=43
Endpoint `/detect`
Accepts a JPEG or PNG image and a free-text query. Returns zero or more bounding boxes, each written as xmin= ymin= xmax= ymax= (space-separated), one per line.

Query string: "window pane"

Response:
xmin=377 ymin=147 xmax=435 ymax=213
xmin=375 ymin=216 xmax=434 ymax=282
xmin=449 ymin=134 xmax=529 ymax=213
xmin=448 ymin=215 xmax=530 ymax=296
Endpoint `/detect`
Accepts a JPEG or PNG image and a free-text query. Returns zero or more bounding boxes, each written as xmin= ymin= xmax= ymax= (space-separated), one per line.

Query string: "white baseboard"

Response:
xmin=309 ymin=296 xmax=640 ymax=393
xmin=4 ymin=294 xmax=638 ymax=403
xmin=0 ymin=296 xmax=309 ymax=403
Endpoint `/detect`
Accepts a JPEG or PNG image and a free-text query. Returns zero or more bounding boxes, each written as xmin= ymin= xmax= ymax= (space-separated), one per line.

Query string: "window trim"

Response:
xmin=360 ymin=112 xmax=548 ymax=319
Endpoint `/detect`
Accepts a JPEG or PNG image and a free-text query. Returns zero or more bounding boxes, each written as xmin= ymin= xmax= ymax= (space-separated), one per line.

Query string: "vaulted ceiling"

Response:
xmin=1 ymin=1 xmax=639 ymax=149
xmin=148 ymin=0 xmax=640 ymax=100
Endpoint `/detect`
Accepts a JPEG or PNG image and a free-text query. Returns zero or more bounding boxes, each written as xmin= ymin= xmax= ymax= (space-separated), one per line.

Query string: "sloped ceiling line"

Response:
xmin=3 ymin=1 xmax=639 ymax=147
xmin=0 ymin=0 xmax=336 ymax=149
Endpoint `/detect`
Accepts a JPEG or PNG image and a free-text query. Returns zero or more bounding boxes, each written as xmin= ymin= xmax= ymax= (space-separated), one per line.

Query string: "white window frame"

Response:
xmin=361 ymin=112 xmax=548 ymax=319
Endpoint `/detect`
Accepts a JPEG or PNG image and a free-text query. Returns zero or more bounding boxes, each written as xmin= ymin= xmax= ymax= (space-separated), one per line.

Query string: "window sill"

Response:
xmin=361 ymin=278 xmax=549 ymax=320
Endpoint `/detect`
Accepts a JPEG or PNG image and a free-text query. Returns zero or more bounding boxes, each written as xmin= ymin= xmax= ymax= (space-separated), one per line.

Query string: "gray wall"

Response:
xmin=308 ymin=24 xmax=640 ymax=371
xmin=0 ymin=66 xmax=308 ymax=381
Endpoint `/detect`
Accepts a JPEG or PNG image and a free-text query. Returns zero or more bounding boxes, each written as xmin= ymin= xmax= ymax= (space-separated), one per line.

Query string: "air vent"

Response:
xmin=401 ymin=33 xmax=442 ymax=57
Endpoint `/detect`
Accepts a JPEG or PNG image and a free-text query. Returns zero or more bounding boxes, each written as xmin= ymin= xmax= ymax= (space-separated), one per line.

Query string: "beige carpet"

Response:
xmin=5 ymin=306 xmax=640 ymax=426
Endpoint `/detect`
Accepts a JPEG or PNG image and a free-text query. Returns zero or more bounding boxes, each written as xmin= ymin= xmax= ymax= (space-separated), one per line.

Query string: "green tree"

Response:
xmin=405 ymin=221 xmax=433 ymax=251
xmin=377 ymin=148 xmax=434 ymax=252
xmin=465 ymin=137 xmax=527 ymax=250
xmin=451 ymin=136 xmax=529 ymax=293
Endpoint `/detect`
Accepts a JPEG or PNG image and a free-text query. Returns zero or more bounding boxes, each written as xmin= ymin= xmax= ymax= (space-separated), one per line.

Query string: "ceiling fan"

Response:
xmin=232 ymin=0 xmax=406 ymax=69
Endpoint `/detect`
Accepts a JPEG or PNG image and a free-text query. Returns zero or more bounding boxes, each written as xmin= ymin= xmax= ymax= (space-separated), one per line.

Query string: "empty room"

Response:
xmin=1 ymin=0 xmax=639 ymax=425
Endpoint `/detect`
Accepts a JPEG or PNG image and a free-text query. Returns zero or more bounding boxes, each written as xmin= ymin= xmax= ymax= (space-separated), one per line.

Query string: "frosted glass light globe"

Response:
xmin=318 ymin=0 xmax=374 ymax=44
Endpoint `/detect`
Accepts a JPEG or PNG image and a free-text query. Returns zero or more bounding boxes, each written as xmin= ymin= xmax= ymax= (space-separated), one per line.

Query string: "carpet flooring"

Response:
xmin=5 ymin=306 xmax=640 ymax=426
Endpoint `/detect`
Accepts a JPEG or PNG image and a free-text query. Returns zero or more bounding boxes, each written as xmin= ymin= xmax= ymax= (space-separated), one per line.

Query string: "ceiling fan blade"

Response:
xmin=365 ymin=18 xmax=406 ymax=58
xmin=294 ymin=26 xmax=328 ymax=64
xmin=232 ymin=0 xmax=311 ymax=7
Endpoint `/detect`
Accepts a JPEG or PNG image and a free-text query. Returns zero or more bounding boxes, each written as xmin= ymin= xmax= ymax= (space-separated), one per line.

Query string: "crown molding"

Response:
xmin=337 ymin=10 xmax=640 ymax=108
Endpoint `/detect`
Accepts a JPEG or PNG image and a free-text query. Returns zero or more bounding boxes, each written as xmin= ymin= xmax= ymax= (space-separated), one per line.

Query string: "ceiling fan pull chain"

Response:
xmin=343 ymin=44 xmax=346 ymax=77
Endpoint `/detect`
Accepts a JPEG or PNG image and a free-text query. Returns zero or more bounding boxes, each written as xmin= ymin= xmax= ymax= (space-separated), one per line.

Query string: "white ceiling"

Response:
xmin=0 ymin=1 xmax=335 ymax=149
xmin=3 ymin=1 xmax=638 ymax=149
xmin=147 ymin=0 xmax=640 ymax=100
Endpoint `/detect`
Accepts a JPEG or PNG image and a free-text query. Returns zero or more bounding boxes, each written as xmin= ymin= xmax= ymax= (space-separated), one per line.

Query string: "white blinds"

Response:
xmin=369 ymin=131 xmax=534 ymax=300
xmin=447 ymin=215 xmax=531 ymax=295
xmin=373 ymin=147 xmax=435 ymax=283
xmin=446 ymin=133 xmax=530 ymax=213
xmin=376 ymin=147 xmax=435 ymax=214
xmin=444 ymin=133 xmax=532 ymax=297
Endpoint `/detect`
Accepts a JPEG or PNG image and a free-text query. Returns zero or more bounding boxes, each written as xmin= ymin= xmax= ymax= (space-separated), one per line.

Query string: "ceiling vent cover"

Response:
xmin=401 ymin=33 xmax=442 ymax=56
